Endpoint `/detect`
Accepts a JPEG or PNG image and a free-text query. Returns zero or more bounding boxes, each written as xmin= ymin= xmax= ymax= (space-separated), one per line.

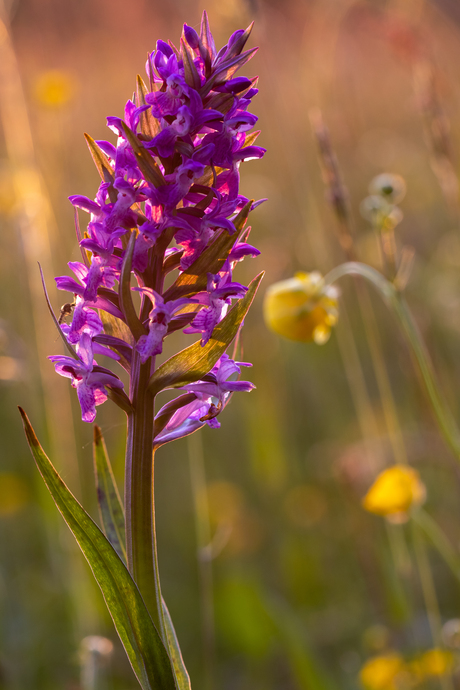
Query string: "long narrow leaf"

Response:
xmin=162 ymin=598 xmax=191 ymax=690
xmin=84 ymin=132 xmax=114 ymax=183
xmin=19 ymin=408 xmax=176 ymax=690
xmin=93 ymin=425 xmax=127 ymax=564
xmin=122 ymin=123 xmax=165 ymax=188
xmin=136 ymin=75 xmax=161 ymax=138
xmin=149 ymin=272 xmax=263 ymax=396
xmin=93 ymin=430 xmax=191 ymax=689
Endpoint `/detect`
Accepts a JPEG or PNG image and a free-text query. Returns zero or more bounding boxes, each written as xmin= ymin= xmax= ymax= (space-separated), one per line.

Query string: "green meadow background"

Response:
xmin=2 ymin=0 xmax=460 ymax=687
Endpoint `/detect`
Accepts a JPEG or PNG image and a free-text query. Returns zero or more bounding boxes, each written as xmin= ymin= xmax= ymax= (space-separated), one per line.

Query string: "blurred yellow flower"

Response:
xmin=263 ymin=271 xmax=339 ymax=344
xmin=34 ymin=70 xmax=76 ymax=108
xmin=362 ymin=465 xmax=425 ymax=520
xmin=359 ymin=652 xmax=405 ymax=690
xmin=0 ymin=472 xmax=29 ymax=516
xmin=410 ymin=649 xmax=454 ymax=678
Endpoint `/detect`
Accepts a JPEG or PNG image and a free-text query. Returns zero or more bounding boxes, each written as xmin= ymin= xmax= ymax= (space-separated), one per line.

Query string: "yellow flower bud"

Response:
xmin=263 ymin=271 xmax=339 ymax=344
xmin=359 ymin=653 xmax=405 ymax=690
xmin=362 ymin=465 xmax=426 ymax=520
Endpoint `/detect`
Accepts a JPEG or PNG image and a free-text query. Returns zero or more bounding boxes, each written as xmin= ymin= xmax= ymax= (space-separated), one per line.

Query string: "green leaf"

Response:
xmin=84 ymin=133 xmax=117 ymax=204
xmin=180 ymin=38 xmax=201 ymax=91
xmin=163 ymin=200 xmax=252 ymax=302
xmin=244 ymin=130 xmax=261 ymax=147
xmin=148 ymin=272 xmax=264 ymax=396
xmin=93 ymin=425 xmax=127 ymax=564
xmin=201 ymin=48 xmax=258 ymax=97
xmin=122 ymin=123 xmax=165 ymax=188
xmin=162 ymin=598 xmax=191 ymax=690
xmin=136 ymin=75 xmax=161 ymax=138
xmin=19 ymin=408 xmax=176 ymax=690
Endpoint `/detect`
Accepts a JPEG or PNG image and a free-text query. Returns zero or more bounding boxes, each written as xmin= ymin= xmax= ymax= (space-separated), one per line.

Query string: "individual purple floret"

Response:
xmin=184 ymin=272 xmax=248 ymax=345
xmin=49 ymin=333 xmax=124 ymax=423
xmin=154 ymin=354 xmax=254 ymax=444
xmin=133 ymin=288 xmax=192 ymax=362
xmin=50 ymin=11 xmax=264 ymax=429
xmin=182 ymin=353 xmax=255 ymax=423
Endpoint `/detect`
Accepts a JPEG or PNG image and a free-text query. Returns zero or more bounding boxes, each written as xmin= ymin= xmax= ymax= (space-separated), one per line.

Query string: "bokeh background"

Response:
xmin=3 ymin=0 xmax=460 ymax=688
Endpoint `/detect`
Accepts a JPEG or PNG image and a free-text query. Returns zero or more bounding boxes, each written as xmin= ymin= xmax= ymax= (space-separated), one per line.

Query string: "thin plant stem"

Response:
xmin=411 ymin=520 xmax=453 ymax=690
xmin=335 ymin=304 xmax=381 ymax=445
xmin=386 ymin=522 xmax=412 ymax=580
xmin=311 ymin=110 xmax=408 ymax=466
xmin=324 ymin=262 xmax=460 ymax=464
xmin=188 ymin=432 xmax=215 ymax=690
xmin=413 ymin=509 xmax=460 ymax=585
xmin=355 ymin=283 xmax=408 ymax=465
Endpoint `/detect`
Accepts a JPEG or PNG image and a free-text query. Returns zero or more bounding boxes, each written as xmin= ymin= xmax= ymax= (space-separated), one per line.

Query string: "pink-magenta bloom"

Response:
xmin=49 ymin=334 xmax=124 ymax=423
xmin=51 ymin=12 xmax=263 ymax=424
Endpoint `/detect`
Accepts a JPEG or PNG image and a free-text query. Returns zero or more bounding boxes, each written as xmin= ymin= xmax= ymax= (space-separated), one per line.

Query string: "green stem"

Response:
xmin=324 ymin=262 xmax=460 ymax=463
xmin=125 ymin=354 xmax=166 ymax=643
xmin=411 ymin=520 xmax=453 ymax=690
xmin=125 ymin=250 xmax=168 ymax=649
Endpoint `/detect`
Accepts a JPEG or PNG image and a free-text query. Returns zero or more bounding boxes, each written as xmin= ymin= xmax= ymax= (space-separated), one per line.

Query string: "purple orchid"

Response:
xmin=33 ymin=17 xmax=265 ymax=684
xmin=51 ymin=11 xmax=263 ymax=427
xmin=154 ymin=354 xmax=255 ymax=445
xmin=133 ymin=288 xmax=192 ymax=362
xmin=184 ymin=271 xmax=248 ymax=345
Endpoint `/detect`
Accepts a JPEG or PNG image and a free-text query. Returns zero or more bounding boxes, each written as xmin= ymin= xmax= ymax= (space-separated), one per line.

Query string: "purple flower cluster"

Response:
xmin=50 ymin=13 xmax=264 ymax=441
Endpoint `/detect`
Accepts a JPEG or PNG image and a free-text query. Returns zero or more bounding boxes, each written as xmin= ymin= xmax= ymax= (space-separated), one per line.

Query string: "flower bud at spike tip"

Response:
xmin=362 ymin=465 xmax=426 ymax=521
xmin=263 ymin=271 xmax=339 ymax=344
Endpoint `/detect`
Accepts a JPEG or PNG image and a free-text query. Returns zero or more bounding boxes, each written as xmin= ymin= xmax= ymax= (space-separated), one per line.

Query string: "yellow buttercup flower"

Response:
xmin=359 ymin=652 xmax=405 ymax=690
xmin=34 ymin=70 xmax=76 ymax=108
xmin=362 ymin=465 xmax=426 ymax=521
xmin=263 ymin=271 xmax=339 ymax=344
xmin=410 ymin=649 xmax=454 ymax=678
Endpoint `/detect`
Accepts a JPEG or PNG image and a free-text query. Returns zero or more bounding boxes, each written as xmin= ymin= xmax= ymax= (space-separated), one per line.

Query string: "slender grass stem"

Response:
xmin=411 ymin=520 xmax=453 ymax=690
xmin=324 ymin=262 xmax=460 ymax=464
xmin=354 ymin=282 xmax=408 ymax=465
xmin=413 ymin=509 xmax=460 ymax=585
xmin=334 ymin=304 xmax=381 ymax=447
